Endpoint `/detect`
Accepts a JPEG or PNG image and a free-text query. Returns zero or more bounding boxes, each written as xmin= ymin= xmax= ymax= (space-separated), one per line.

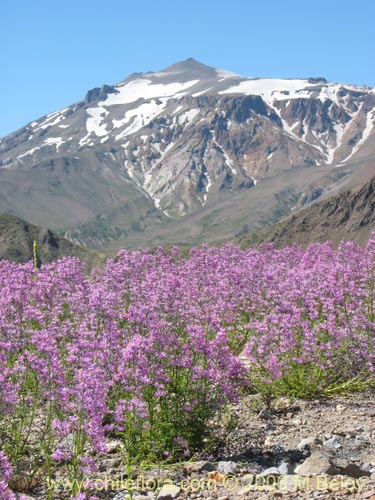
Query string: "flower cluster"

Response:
xmin=0 ymin=238 xmax=374 ymax=497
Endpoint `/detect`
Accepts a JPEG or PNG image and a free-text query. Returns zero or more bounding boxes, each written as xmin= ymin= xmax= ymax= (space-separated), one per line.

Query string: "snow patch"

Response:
xmin=213 ymin=137 xmax=237 ymax=175
xmin=17 ymin=146 xmax=41 ymax=159
xmin=114 ymin=100 xmax=167 ymax=140
xmin=86 ymin=107 xmax=109 ymax=137
xmin=173 ymin=105 xmax=183 ymax=115
xmin=163 ymin=141 xmax=175 ymax=155
xmin=203 ymin=172 xmax=212 ymax=204
xmin=326 ymin=121 xmax=346 ymax=164
xmin=341 ymin=108 xmax=375 ymax=162
xmin=282 ymin=118 xmax=302 ymax=140
xmin=153 ymin=142 xmax=162 ymax=155
xmin=216 ymin=69 xmax=241 ymax=80
xmin=318 ymin=85 xmax=341 ymax=106
xmin=44 ymin=137 xmax=65 ymax=151
xmin=147 ymin=70 xmax=182 ymax=78
xmin=192 ymin=87 xmax=213 ymax=97
xmin=34 ymin=113 xmax=65 ymax=131
xmin=219 ymin=78 xmax=313 ymax=103
xmin=177 ymin=108 xmax=200 ymax=125
xmin=126 ymin=161 xmax=134 ymax=178
xmin=103 ymin=79 xmax=200 ymax=106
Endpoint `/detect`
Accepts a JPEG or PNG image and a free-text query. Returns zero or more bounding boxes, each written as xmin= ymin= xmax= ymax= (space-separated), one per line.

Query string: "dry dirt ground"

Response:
xmin=13 ymin=391 xmax=375 ymax=500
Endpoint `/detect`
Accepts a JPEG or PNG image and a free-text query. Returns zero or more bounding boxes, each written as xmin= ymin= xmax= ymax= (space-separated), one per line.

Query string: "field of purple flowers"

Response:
xmin=1 ymin=239 xmax=375 ymax=499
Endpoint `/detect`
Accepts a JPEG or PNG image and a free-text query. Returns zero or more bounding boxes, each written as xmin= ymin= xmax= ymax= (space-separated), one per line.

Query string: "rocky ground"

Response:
xmin=14 ymin=391 xmax=375 ymax=500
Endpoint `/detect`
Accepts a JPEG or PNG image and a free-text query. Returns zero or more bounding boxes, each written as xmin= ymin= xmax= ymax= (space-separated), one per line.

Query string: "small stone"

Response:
xmin=363 ymin=427 xmax=373 ymax=436
xmin=236 ymin=485 xmax=257 ymax=494
xmin=217 ymin=461 xmax=239 ymax=475
xmin=351 ymin=437 xmax=371 ymax=451
xmin=190 ymin=472 xmax=201 ymax=479
xmin=362 ymin=490 xmax=375 ymax=499
xmin=259 ymin=409 xmax=274 ymax=420
xmin=207 ymin=471 xmax=226 ymax=482
xmin=297 ymin=437 xmax=323 ymax=451
xmin=99 ymin=457 xmax=122 ymax=471
xmin=331 ymin=430 xmax=346 ymax=437
xmin=113 ymin=492 xmax=130 ymax=500
xmin=183 ymin=461 xmax=216 ymax=473
xmin=323 ymin=436 xmax=343 ymax=452
xmin=336 ymin=404 xmax=346 ymax=412
xmin=278 ymin=461 xmax=295 ymax=474
xmin=260 ymin=466 xmax=280 ymax=476
xmin=144 ymin=470 xmax=173 ymax=484
xmin=156 ymin=485 xmax=181 ymax=500
xmin=106 ymin=439 xmax=123 ymax=453
xmin=264 ymin=436 xmax=273 ymax=446
xmin=240 ymin=473 xmax=255 ymax=484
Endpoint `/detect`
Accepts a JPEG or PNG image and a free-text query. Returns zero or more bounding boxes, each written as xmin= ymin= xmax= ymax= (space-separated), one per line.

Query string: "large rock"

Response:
xmin=156 ymin=484 xmax=181 ymax=500
xmin=335 ymin=459 xmax=371 ymax=478
xmin=217 ymin=461 xmax=239 ymax=475
xmin=294 ymin=451 xmax=339 ymax=476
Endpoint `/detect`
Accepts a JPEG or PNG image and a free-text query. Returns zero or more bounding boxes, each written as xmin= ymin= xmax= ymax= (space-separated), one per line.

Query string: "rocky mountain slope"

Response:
xmin=240 ymin=172 xmax=375 ymax=248
xmin=0 ymin=59 xmax=374 ymax=249
xmin=0 ymin=213 xmax=105 ymax=268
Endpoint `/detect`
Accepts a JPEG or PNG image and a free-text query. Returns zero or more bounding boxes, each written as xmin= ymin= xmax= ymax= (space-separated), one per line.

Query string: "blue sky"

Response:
xmin=0 ymin=0 xmax=374 ymax=137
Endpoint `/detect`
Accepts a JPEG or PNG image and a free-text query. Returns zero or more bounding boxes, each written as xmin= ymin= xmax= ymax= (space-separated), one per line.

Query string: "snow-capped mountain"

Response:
xmin=0 ymin=58 xmax=374 ymax=248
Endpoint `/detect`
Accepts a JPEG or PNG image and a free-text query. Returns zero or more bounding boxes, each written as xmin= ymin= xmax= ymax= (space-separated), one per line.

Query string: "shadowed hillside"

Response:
xmin=0 ymin=213 xmax=106 ymax=269
xmin=240 ymin=174 xmax=375 ymax=248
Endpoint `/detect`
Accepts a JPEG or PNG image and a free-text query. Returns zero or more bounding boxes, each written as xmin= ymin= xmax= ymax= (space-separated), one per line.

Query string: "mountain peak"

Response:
xmin=121 ymin=58 xmax=219 ymax=85
xmin=148 ymin=58 xmax=221 ymax=83
xmin=163 ymin=58 xmax=213 ymax=73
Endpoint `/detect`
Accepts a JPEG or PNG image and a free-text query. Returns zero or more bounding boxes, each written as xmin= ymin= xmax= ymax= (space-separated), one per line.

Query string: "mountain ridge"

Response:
xmin=240 ymin=171 xmax=375 ymax=249
xmin=0 ymin=59 xmax=374 ymax=249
